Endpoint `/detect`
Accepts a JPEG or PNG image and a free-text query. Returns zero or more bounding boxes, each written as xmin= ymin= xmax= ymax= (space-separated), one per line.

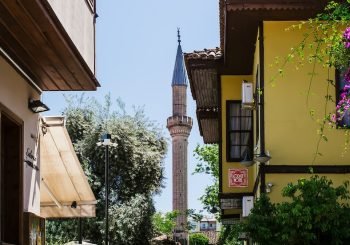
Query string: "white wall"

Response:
xmin=48 ymin=0 xmax=95 ymax=72
xmin=0 ymin=56 xmax=41 ymax=215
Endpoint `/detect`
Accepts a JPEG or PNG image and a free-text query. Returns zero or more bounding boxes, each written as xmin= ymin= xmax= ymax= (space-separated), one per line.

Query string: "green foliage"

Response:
xmin=152 ymin=211 xmax=179 ymax=237
xmin=243 ymin=176 xmax=350 ymax=245
xmin=193 ymin=144 xmax=219 ymax=178
xmin=218 ymin=225 xmax=243 ymax=245
xmin=109 ymin=194 xmax=155 ymax=245
xmin=46 ymin=94 xmax=167 ymax=244
xmin=189 ymin=233 xmax=209 ymax=245
xmin=243 ymin=195 xmax=280 ymax=245
xmin=45 ymin=219 xmax=80 ymax=244
xmin=193 ymin=145 xmax=220 ymax=213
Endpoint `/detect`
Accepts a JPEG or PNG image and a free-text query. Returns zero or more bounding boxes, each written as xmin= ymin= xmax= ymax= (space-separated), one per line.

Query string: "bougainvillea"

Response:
xmin=335 ymin=27 xmax=350 ymax=126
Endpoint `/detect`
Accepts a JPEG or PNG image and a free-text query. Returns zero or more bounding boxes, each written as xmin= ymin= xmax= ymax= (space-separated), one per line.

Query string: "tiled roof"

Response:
xmin=184 ymin=48 xmax=222 ymax=60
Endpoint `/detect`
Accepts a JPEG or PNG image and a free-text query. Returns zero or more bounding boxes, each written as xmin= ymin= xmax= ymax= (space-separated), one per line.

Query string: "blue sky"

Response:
xmin=44 ymin=0 xmax=219 ymax=213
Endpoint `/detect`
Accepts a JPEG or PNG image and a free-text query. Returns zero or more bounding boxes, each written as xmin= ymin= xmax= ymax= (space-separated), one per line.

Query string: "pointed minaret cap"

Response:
xmin=172 ymin=28 xmax=188 ymax=86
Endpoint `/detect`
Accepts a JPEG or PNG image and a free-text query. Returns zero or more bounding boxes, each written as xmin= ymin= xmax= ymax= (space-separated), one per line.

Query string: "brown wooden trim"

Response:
xmin=0 ymin=103 xmax=24 ymax=244
xmin=219 ymin=192 xmax=254 ymax=199
xmin=196 ymin=109 xmax=219 ymax=119
xmin=226 ymin=100 xmax=254 ymax=162
xmin=0 ymin=103 xmax=24 ymax=125
xmin=221 ymin=214 xmax=240 ymax=219
xmin=0 ymin=0 xmax=99 ymax=91
xmin=185 ymin=58 xmax=221 ymax=69
xmin=37 ymin=0 xmax=98 ymax=89
xmin=226 ymin=3 xmax=319 ymax=11
xmin=260 ymin=163 xmax=266 ymax=193
xmin=265 ymin=165 xmax=350 ymax=174
xmin=218 ymin=75 xmax=223 ymax=193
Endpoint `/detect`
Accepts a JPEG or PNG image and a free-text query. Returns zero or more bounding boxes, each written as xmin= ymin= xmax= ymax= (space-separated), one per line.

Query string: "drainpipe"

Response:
xmin=258 ymin=21 xmax=266 ymax=194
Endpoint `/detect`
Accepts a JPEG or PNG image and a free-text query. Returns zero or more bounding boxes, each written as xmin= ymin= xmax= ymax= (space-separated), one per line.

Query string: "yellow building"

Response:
xmin=185 ymin=0 xmax=350 ymax=224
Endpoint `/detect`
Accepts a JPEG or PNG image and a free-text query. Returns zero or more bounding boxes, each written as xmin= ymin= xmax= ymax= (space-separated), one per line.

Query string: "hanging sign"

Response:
xmin=228 ymin=168 xmax=248 ymax=187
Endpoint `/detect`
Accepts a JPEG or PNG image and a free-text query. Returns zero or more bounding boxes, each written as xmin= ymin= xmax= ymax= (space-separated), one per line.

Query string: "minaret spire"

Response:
xmin=167 ymin=28 xmax=193 ymax=244
xmin=172 ymin=29 xmax=188 ymax=86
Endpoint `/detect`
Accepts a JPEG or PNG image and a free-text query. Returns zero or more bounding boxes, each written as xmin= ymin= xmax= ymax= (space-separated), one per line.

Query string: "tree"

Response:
xmin=218 ymin=225 xmax=243 ymax=245
xmin=189 ymin=233 xmax=209 ymax=245
xmin=46 ymin=94 xmax=167 ymax=244
xmin=193 ymin=145 xmax=242 ymax=245
xmin=243 ymin=175 xmax=350 ymax=245
xmin=152 ymin=211 xmax=179 ymax=238
xmin=193 ymin=144 xmax=219 ymax=214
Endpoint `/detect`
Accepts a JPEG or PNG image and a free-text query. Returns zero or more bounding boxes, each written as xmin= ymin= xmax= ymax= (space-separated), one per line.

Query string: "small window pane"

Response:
xmin=241 ymin=109 xmax=252 ymax=117
xmin=227 ymin=101 xmax=253 ymax=161
xmin=241 ymin=132 xmax=250 ymax=145
xmin=230 ymin=117 xmax=240 ymax=130
xmin=241 ymin=117 xmax=252 ymax=130
xmin=230 ymin=146 xmax=240 ymax=159
xmin=229 ymin=104 xmax=240 ymax=117
xmin=230 ymin=132 xmax=240 ymax=145
xmin=241 ymin=146 xmax=248 ymax=158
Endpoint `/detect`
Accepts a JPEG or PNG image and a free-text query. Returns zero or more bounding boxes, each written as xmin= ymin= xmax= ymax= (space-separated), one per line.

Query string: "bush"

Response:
xmin=189 ymin=233 xmax=209 ymax=245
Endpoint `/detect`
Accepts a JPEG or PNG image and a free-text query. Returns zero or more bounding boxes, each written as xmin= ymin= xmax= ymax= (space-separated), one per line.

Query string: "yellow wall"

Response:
xmin=221 ymin=75 xmax=255 ymax=193
xmin=266 ymin=173 xmax=350 ymax=202
xmin=264 ymin=21 xmax=350 ymax=164
xmin=219 ymin=21 xmax=350 ymax=205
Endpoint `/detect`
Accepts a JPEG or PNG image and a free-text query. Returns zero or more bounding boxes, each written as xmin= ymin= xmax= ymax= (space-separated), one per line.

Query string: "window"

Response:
xmin=227 ymin=101 xmax=253 ymax=161
xmin=336 ymin=69 xmax=350 ymax=128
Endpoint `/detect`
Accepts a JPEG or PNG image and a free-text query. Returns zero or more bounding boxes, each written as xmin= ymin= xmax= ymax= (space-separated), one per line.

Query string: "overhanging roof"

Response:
xmin=220 ymin=0 xmax=328 ymax=74
xmin=40 ymin=116 xmax=96 ymax=218
xmin=184 ymin=49 xmax=222 ymax=144
xmin=0 ymin=0 xmax=99 ymax=91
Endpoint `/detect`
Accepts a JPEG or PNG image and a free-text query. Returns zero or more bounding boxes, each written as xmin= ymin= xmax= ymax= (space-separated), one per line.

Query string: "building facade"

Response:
xmin=185 ymin=0 xmax=350 ymax=227
xmin=167 ymin=31 xmax=192 ymax=245
xmin=0 ymin=0 xmax=98 ymax=243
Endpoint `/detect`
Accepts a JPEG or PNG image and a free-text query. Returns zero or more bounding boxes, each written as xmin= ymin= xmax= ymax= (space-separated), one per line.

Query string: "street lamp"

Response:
xmin=97 ymin=133 xmax=117 ymax=245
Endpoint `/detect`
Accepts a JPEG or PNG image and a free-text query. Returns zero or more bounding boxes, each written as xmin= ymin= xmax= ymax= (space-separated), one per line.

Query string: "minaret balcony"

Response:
xmin=167 ymin=115 xmax=193 ymax=129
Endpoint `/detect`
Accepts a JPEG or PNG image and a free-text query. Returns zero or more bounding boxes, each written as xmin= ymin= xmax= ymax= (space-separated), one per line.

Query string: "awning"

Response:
xmin=40 ymin=116 xmax=96 ymax=218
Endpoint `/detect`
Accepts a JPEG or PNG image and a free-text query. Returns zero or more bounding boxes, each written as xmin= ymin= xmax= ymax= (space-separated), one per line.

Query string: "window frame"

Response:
xmin=226 ymin=100 xmax=254 ymax=162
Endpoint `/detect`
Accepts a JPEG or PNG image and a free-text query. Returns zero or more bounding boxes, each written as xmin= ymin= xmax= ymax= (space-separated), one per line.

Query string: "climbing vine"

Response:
xmin=270 ymin=1 xmax=350 ymax=160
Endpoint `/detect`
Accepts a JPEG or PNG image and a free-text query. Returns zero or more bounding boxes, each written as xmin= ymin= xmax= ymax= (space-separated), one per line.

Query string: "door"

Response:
xmin=1 ymin=112 xmax=22 ymax=244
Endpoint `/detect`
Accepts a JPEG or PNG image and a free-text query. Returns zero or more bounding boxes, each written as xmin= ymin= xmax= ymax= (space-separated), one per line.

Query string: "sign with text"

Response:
xmin=228 ymin=168 xmax=248 ymax=187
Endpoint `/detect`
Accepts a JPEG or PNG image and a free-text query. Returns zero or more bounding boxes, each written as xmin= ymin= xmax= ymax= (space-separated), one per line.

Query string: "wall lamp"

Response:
xmin=241 ymin=149 xmax=271 ymax=167
xmin=28 ymin=99 xmax=50 ymax=113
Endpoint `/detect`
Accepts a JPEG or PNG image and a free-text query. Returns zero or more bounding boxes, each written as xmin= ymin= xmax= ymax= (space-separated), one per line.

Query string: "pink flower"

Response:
xmin=331 ymin=113 xmax=336 ymax=123
xmin=343 ymin=27 xmax=350 ymax=49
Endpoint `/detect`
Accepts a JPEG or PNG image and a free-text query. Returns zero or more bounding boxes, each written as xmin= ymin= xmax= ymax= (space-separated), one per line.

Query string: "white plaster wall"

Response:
xmin=0 ymin=56 xmax=41 ymax=216
xmin=47 ymin=0 xmax=95 ymax=72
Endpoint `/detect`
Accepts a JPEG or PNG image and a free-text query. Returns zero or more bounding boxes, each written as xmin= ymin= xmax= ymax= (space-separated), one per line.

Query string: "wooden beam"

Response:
xmin=0 ymin=0 xmax=99 ymax=91
xmin=265 ymin=165 xmax=350 ymax=174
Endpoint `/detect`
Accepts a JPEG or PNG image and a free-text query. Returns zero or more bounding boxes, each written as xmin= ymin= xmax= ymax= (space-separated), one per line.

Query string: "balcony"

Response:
xmin=0 ymin=0 xmax=99 ymax=91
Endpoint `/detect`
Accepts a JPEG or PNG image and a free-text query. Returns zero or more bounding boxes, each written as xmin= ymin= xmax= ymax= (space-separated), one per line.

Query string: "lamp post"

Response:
xmin=97 ymin=133 xmax=117 ymax=245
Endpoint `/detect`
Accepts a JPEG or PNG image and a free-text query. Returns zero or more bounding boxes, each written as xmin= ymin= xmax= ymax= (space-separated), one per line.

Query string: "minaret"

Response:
xmin=167 ymin=29 xmax=192 ymax=244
